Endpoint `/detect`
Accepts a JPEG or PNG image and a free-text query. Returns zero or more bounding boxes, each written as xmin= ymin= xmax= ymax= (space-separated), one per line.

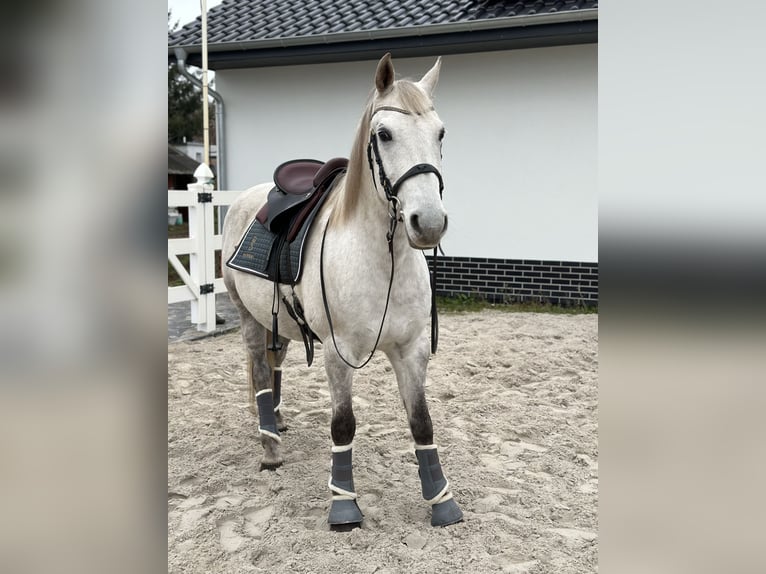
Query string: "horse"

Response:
xmin=221 ymin=53 xmax=462 ymax=528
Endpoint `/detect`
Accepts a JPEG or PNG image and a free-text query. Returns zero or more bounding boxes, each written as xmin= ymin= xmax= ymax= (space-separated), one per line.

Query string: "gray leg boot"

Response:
xmin=255 ymin=389 xmax=282 ymax=470
xmin=256 ymin=389 xmax=280 ymax=441
xmin=415 ymin=445 xmax=463 ymax=527
xmin=327 ymin=444 xmax=363 ymax=527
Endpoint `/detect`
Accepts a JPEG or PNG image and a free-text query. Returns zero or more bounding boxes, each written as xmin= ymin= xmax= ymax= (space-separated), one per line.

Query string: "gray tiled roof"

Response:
xmin=169 ymin=0 xmax=598 ymax=48
xmin=168 ymin=145 xmax=201 ymax=175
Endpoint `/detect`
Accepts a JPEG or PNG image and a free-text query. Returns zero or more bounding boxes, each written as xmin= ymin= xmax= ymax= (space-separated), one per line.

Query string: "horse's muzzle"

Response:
xmin=405 ymin=211 xmax=448 ymax=249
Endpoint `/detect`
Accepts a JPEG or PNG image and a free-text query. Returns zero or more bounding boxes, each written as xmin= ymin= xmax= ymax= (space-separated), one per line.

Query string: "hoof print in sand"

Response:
xmin=244 ymin=505 xmax=274 ymax=538
xmin=216 ymin=515 xmax=244 ymax=552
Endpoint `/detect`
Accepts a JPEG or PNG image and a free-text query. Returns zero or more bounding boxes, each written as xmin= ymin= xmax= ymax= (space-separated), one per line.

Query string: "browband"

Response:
xmin=371 ymin=105 xmax=435 ymax=117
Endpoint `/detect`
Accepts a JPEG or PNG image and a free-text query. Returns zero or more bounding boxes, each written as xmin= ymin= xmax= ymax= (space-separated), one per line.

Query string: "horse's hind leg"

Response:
xmin=228 ymin=289 xmax=284 ymax=470
xmin=386 ymin=338 xmax=463 ymax=527
xmin=266 ymin=332 xmax=289 ymax=432
xmin=241 ymin=324 xmax=285 ymax=469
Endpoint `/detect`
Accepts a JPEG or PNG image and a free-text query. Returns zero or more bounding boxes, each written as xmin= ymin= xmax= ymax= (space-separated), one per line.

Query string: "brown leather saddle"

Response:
xmin=256 ymin=157 xmax=348 ymax=241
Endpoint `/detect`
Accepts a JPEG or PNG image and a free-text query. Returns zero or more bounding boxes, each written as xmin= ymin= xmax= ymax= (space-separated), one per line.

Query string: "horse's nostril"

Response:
xmin=443 ymin=214 xmax=448 ymax=233
xmin=410 ymin=213 xmax=421 ymax=233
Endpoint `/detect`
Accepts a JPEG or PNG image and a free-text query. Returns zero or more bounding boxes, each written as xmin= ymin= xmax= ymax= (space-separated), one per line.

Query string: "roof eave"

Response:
xmin=169 ymin=10 xmax=597 ymax=55
xmin=169 ymin=12 xmax=598 ymax=70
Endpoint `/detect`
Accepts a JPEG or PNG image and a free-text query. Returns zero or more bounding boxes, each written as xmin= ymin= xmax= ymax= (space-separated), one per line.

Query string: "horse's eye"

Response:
xmin=438 ymin=127 xmax=446 ymax=141
xmin=377 ymin=128 xmax=392 ymax=142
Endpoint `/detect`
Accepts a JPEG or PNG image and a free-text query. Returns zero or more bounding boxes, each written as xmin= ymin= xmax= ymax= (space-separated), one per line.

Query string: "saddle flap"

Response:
xmin=274 ymin=159 xmax=324 ymax=195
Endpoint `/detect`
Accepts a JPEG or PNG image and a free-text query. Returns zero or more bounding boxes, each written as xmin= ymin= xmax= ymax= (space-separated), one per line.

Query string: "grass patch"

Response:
xmin=168 ymin=255 xmax=188 ymax=287
xmin=436 ymin=295 xmax=597 ymax=315
xmin=167 ymin=252 xmax=222 ymax=287
xmin=168 ymin=222 xmax=189 ymax=287
xmin=168 ymin=222 xmax=189 ymax=239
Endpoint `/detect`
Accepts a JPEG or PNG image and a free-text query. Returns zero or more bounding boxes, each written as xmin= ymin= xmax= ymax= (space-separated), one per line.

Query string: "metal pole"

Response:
xmin=200 ymin=0 xmax=210 ymax=167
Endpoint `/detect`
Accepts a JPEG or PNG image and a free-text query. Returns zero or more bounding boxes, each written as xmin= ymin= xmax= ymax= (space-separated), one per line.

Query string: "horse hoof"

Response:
xmin=259 ymin=461 xmax=283 ymax=471
xmin=431 ymin=498 xmax=463 ymax=527
xmin=328 ymin=499 xmax=363 ymax=528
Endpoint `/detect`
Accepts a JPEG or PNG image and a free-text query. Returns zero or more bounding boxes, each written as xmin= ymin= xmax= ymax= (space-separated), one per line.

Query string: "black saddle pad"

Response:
xmin=226 ymin=183 xmax=332 ymax=284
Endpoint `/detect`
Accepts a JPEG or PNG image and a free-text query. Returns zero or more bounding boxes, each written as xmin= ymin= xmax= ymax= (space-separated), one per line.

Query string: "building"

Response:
xmin=168 ymin=144 xmax=202 ymax=189
xmin=169 ymin=0 xmax=598 ymax=306
xmin=172 ymin=141 xmax=218 ymax=173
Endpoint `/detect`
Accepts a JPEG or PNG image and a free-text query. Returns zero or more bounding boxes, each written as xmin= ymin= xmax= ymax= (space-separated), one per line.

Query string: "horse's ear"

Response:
xmin=418 ymin=56 xmax=442 ymax=96
xmin=375 ymin=53 xmax=395 ymax=93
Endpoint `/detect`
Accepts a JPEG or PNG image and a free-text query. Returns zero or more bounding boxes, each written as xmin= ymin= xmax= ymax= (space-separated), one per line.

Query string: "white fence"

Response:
xmin=168 ymin=164 xmax=241 ymax=332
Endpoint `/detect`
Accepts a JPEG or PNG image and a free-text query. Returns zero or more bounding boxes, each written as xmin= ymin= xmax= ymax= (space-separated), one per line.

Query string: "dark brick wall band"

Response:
xmin=428 ymin=256 xmax=598 ymax=307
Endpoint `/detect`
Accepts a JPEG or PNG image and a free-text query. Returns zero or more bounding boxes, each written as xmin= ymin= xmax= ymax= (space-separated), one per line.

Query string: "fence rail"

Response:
xmin=168 ymin=164 xmax=241 ymax=333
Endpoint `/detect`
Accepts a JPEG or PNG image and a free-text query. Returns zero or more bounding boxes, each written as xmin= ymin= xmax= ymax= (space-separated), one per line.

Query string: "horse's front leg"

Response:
xmin=387 ymin=337 xmax=463 ymax=527
xmin=324 ymin=347 xmax=364 ymax=528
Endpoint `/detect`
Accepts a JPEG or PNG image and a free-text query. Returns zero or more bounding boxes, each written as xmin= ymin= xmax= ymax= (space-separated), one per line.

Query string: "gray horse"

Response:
xmin=222 ymin=54 xmax=462 ymax=528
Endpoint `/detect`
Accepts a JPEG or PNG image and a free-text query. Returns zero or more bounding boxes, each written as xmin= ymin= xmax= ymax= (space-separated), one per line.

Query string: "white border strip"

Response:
xmin=258 ymin=428 xmax=282 ymax=443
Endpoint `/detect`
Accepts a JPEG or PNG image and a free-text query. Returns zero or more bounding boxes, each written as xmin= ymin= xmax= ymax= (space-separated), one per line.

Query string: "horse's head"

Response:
xmin=368 ymin=54 xmax=448 ymax=250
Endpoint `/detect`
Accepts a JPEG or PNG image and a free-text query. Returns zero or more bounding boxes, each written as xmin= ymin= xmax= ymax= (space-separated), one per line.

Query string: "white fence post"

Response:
xmin=188 ymin=163 xmax=216 ymax=332
xmin=168 ymin=166 xmax=239 ymax=334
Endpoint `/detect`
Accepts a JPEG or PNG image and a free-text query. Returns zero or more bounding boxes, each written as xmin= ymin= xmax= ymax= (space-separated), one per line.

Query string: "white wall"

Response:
xmin=216 ymin=45 xmax=596 ymax=262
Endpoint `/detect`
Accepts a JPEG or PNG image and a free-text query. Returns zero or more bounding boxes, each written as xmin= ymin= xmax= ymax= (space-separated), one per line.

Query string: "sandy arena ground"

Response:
xmin=168 ymin=310 xmax=598 ymax=573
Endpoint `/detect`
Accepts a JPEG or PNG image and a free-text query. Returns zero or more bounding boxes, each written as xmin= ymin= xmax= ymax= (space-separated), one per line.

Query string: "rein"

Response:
xmin=319 ymin=106 xmax=443 ymax=369
xmin=319 ymin=214 xmax=397 ymax=370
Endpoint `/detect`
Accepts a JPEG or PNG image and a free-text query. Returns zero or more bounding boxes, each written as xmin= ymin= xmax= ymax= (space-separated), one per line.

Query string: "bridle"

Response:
xmin=320 ymin=105 xmax=444 ymax=369
xmin=366 ymin=106 xmax=444 ymax=203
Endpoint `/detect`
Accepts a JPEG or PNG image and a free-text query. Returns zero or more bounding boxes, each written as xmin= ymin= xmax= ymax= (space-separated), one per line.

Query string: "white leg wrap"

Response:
xmin=425 ymin=482 xmax=453 ymax=506
xmin=328 ymin=477 xmax=358 ymax=500
xmin=414 ymin=444 xmax=463 ymax=525
xmin=327 ymin=442 xmax=364 ymax=525
xmin=415 ymin=444 xmax=454 ymax=505
xmin=258 ymin=428 xmax=282 ymax=443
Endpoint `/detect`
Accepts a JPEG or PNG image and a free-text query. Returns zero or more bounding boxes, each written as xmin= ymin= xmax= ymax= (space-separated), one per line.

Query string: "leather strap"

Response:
xmin=430 ymin=247 xmax=439 ymax=354
xmin=319 ymin=215 xmax=397 ymax=370
xmin=391 ymin=163 xmax=444 ymax=198
xmin=371 ymin=105 xmax=434 ymax=117
xmin=367 ymin=130 xmax=443 ymax=202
